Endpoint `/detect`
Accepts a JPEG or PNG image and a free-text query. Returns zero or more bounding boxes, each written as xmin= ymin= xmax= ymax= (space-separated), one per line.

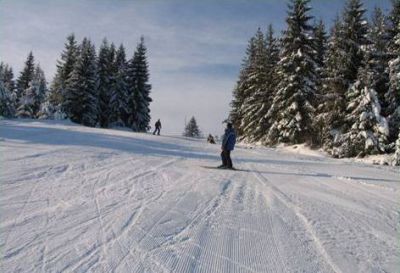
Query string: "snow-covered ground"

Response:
xmin=1 ymin=119 xmax=399 ymax=273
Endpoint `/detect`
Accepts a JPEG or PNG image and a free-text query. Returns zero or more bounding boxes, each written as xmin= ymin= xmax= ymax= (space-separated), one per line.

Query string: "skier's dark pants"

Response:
xmin=221 ymin=150 xmax=233 ymax=168
xmin=153 ymin=127 xmax=160 ymax=135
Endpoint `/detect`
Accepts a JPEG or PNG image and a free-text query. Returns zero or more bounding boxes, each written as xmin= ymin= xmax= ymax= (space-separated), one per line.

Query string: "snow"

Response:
xmin=274 ymin=143 xmax=328 ymax=158
xmin=1 ymin=119 xmax=399 ymax=273
xmin=364 ymin=136 xmax=375 ymax=150
xmin=349 ymin=153 xmax=394 ymax=166
xmin=296 ymin=49 xmax=302 ymax=57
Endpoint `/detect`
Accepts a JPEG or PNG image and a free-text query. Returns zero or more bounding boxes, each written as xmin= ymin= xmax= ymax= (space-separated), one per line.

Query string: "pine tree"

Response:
xmin=323 ymin=0 xmax=369 ymax=154
xmin=387 ymin=1 xmax=400 ymax=156
xmin=37 ymin=99 xmax=55 ymax=119
xmin=32 ymin=65 xmax=47 ymax=115
xmin=240 ymin=26 xmax=280 ymax=143
xmin=239 ymin=28 xmax=268 ymax=142
xmin=387 ymin=0 xmax=400 ymax=53
xmin=368 ymin=7 xmax=391 ymax=113
xmin=64 ymin=38 xmax=98 ymax=126
xmin=16 ymin=83 xmax=36 ymax=118
xmin=184 ymin=116 xmax=201 ymax=137
xmin=393 ymin=131 xmax=400 ymax=165
xmin=332 ymin=67 xmax=389 ymax=157
xmin=257 ymin=25 xmax=280 ymax=142
xmin=0 ymin=81 xmax=14 ymax=117
xmin=0 ymin=63 xmax=16 ymax=94
xmin=230 ymin=36 xmax=257 ymax=137
xmin=127 ymin=37 xmax=152 ymax=131
xmin=50 ymin=34 xmax=78 ymax=113
xmin=0 ymin=63 xmax=16 ymax=117
xmin=110 ymin=44 xmax=130 ymax=127
xmin=312 ymin=19 xmax=328 ymax=146
xmin=265 ymin=0 xmax=317 ymax=145
xmin=38 ymin=90 xmax=67 ymax=120
xmin=340 ymin=0 xmax=369 ymax=82
xmin=329 ymin=2 xmax=393 ymax=158
xmin=320 ymin=17 xmax=347 ymax=138
xmin=321 ymin=0 xmax=369 ymax=121
xmin=97 ymin=39 xmax=116 ymax=128
xmin=0 ymin=63 xmax=6 ymax=79
xmin=16 ymin=52 xmax=35 ymax=105
xmin=314 ymin=19 xmax=327 ymax=92
xmin=16 ymin=65 xmax=47 ymax=118
xmin=387 ymin=21 xmax=400 ymax=143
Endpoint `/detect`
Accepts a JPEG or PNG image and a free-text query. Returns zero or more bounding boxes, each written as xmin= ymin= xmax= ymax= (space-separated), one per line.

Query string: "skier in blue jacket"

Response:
xmin=219 ymin=122 xmax=236 ymax=169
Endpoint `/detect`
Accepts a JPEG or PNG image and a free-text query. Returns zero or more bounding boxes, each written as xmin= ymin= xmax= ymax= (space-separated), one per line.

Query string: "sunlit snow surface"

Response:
xmin=1 ymin=120 xmax=399 ymax=273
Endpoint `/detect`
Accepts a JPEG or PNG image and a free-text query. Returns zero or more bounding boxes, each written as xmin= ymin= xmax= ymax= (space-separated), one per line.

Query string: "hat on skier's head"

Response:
xmin=223 ymin=119 xmax=233 ymax=128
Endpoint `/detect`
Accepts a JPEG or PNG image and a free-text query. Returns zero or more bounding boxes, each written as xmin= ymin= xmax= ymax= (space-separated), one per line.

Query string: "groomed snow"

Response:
xmin=1 ymin=120 xmax=399 ymax=273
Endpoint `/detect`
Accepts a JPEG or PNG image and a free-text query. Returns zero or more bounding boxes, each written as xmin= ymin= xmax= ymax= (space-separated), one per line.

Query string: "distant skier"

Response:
xmin=218 ymin=122 xmax=236 ymax=169
xmin=153 ymin=119 xmax=161 ymax=135
xmin=207 ymin=134 xmax=216 ymax=144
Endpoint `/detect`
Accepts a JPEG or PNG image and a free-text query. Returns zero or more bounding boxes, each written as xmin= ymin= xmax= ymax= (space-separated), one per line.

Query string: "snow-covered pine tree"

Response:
xmin=387 ymin=0 xmax=400 ymax=53
xmin=0 ymin=63 xmax=15 ymax=117
xmin=0 ymin=80 xmax=14 ymax=117
xmin=37 ymin=100 xmax=54 ymax=119
xmin=37 ymin=85 xmax=55 ymax=120
xmin=393 ymin=131 xmax=400 ymax=165
xmin=230 ymin=36 xmax=257 ymax=137
xmin=32 ymin=65 xmax=47 ymax=116
xmin=340 ymin=0 xmax=369 ymax=83
xmin=16 ymin=52 xmax=35 ymax=106
xmin=109 ymin=44 xmax=130 ymax=127
xmin=386 ymin=21 xmax=400 ymax=144
xmin=0 ymin=63 xmax=7 ymax=82
xmin=314 ymin=19 xmax=327 ymax=93
xmin=368 ymin=7 xmax=391 ymax=114
xmin=50 ymin=34 xmax=78 ymax=114
xmin=264 ymin=0 xmax=317 ymax=145
xmin=38 ymin=91 xmax=67 ymax=120
xmin=0 ymin=63 xmax=16 ymax=95
xmin=127 ymin=37 xmax=152 ymax=132
xmin=64 ymin=38 xmax=98 ymax=127
xmin=239 ymin=28 xmax=268 ymax=142
xmin=322 ymin=1 xmax=368 ymax=105
xmin=318 ymin=18 xmax=347 ymax=146
xmin=332 ymin=66 xmax=389 ymax=158
xmin=385 ymin=1 xmax=400 ymax=143
xmin=16 ymin=82 xmax=36 ymax=118
xmin=16 ymin=65 xmax=48 ymax=118
xmin=241 ymin=26 xmax=280 ymax=143
xmin=257 ymin=25 xmax=280 ymax=142
xmin=322 ymin=0 xmax=369 ymax=154
xmin=312 ymin=19 xmax=328 ymax=146
xmin=184 ymin=116 xmax=201 ymax=137
xmin=329 ymin=2 xmax=394 ymax=158
xmin=97 ymin=39 xmax=116 ymax=128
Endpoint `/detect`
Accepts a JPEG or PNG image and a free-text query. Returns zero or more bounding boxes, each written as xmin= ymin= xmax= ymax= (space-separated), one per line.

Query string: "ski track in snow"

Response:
xmin=0 ymin=120 xmax=399 ymax=273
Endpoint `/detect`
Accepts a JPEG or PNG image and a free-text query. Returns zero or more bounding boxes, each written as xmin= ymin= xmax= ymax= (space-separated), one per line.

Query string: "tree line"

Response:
xmin=0 ymin=34 xmax=152 ymax=131
xmin=230 ymin=0 xmax=400 ymax=165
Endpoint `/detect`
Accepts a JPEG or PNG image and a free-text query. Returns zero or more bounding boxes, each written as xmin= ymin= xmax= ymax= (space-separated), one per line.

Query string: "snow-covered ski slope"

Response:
xmin=1 ymin=120 xmax=399 ymax=273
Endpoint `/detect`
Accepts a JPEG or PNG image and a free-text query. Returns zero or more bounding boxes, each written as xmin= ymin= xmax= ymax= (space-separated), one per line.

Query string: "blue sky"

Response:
xmin=0 ymin=0 xmax=392 ymax=135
